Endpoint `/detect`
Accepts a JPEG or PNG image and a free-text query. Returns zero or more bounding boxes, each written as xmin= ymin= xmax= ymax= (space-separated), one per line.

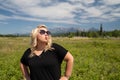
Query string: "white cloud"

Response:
xmin=102 ymin=0 xmax=120 ymax=5
xmin=68 ymin=0 xmax=95 ymax=4
xmin=112 ymin=13 xmax=120 ymax=17
xmin=12 ymin=0 xmax=40 ymax=6
xmin=82 ymin=0 xmax=95 ymax=4
xmin=0 ymin=0 xmax=120 ymax=25
xmin=1 ymin=0 xmax=75 ymax=20
xmin=114 ymin=8 xmax=120 ymax=13
xmin=0 ymin=14 xmax=10 ymax=20
xmin=78 ymin=19 xmax=90 ymax=23
xmin=0 ymin=14 xmax=77 ymax=24
xmin=23 ymin=2 xmax=75 ymax=19
xmin=84 ymin=7 xmax=102 ymax=17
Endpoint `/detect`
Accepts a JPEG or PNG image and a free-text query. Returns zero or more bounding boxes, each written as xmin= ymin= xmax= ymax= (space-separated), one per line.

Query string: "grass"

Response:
xmin=0 ymin=37 xmax=120 ymax=80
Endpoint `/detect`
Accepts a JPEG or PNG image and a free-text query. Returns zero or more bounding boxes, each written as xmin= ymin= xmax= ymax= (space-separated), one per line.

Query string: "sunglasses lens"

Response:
xmin=40 ymin=30 xmax=45 ymax=34
xmin=40 ymin=30 xmax=51 ymax=35
xmin=47 ymin=31 xmax=51 ymax=35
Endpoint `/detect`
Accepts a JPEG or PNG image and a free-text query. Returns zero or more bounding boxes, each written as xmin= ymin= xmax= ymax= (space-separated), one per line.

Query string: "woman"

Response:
xmin=20 ymin=25 xmax=74 ymax=80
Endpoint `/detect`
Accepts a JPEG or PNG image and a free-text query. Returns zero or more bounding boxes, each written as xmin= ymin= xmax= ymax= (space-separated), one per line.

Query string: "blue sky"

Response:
xmin=0 ymin=0 xmax=120 ymax=34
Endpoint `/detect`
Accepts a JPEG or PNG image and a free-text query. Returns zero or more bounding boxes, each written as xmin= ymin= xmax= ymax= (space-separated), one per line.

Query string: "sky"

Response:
xmin=0 ymin=0 xmax=120 ymax=34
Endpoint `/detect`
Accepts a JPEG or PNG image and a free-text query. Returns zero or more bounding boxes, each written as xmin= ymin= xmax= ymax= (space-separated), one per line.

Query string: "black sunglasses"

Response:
xmin=39 ymin=30 xmax=51 ymax=35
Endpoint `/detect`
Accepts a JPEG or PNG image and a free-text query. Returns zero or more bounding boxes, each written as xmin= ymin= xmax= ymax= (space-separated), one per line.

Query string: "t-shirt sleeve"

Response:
xmin=20 ymin=48 xmax=31 ymax=66
xmin=52 ymin=43 xmax=68 ymax=63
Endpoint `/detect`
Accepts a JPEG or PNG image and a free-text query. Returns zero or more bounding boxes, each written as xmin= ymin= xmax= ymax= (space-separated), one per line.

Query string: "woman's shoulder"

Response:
xmin=25 ymin=48 xmax=31 ymax=52
xmin=24 ymin=48 xmax=31 ymax=55
xmin=52 ymin=43 xmax=60 ymax=48
xmin=52 ymin=43 xmax=66 ymax=50
xmin=52 ymin=43 xmax=57 ymax=46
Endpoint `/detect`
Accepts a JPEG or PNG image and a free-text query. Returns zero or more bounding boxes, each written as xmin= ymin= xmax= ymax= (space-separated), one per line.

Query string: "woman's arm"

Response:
xmin=60 ymin=52 xmax=74 ymax=80
xmin=20 ymin=63 xmax=31 ymax=80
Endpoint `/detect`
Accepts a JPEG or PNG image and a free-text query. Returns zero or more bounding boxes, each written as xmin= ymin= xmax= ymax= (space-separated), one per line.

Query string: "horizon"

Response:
xmin=0 ymin=0 xmax=120 ymax=34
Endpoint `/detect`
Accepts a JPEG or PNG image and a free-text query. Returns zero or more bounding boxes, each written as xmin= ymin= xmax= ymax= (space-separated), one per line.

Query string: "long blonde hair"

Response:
xmin=29 ymin=24 xmax=53 ymax=57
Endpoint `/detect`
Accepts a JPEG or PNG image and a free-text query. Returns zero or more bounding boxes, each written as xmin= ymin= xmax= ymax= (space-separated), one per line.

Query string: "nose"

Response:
xmin=44 ymin=32 xmax=48 ymax=36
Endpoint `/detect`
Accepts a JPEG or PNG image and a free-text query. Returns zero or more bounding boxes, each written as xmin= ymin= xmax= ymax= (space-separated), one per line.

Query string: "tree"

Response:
xmin=99 ymin=24 xmax=103 ymax=36
xmin=75 ymin=30 xmax=80 ymax=36
xmin=112 ymin=30 xmax=120 ymax=37
xmin=68 ymin=32 xmax=74 ymax=38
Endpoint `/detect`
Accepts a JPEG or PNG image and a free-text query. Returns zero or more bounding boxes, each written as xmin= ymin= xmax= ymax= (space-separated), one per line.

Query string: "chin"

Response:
xmin=42 ymin=40 xmax=48 ymax=43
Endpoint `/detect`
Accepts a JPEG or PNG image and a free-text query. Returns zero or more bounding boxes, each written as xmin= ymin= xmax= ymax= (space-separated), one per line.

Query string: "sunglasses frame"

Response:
xmin=39 ymin=30 xmax=51 ymax=35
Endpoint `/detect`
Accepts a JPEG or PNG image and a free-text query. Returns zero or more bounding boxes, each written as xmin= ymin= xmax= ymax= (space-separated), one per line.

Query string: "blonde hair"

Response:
xmin=29 ymin=24 xmax=53 ymax=57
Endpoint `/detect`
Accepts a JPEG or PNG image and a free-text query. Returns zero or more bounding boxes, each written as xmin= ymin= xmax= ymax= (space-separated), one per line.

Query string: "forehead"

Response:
xmin=39 ymin=27 xmax=47 ymax=31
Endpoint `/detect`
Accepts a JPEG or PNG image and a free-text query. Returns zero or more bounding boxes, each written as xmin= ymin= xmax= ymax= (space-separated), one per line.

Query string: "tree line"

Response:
xmin=53 ymin=24 xmax=120 ymax=38
xmin=57 ymin=29 xmax=120 ymax=38
xmin=0 ymin=34 xmax=29 ymax=37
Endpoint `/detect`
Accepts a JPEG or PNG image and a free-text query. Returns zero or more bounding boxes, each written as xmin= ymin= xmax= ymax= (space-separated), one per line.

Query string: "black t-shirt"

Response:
xmin=20 ymin=43 xmax=68 ymax=80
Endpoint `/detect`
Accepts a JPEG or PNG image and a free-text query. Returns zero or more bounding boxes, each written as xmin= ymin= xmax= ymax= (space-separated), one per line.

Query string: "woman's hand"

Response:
xmin=59 ymin=76 xmax=69 ymax=80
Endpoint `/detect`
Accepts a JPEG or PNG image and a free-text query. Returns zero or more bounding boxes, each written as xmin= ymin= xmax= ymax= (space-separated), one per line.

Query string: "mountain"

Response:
xmin=49 ymin=27 xmax=81 ymax=34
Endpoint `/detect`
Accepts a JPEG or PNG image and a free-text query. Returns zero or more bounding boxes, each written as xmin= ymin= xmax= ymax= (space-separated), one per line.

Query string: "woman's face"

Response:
xmin=37 ymin=27 xmax=51 ymax=43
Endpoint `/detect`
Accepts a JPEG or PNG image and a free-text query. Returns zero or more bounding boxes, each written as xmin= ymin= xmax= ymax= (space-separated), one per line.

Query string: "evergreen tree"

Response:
xmin=99 ymin=24 xmax=103 ymax=36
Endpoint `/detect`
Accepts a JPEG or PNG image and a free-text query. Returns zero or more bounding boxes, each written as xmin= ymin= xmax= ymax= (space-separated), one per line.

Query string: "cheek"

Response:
xmin=37 ymin=34 xmax=45 ymax=41
xmin=37 ymin=34 xmax=42 ymax=40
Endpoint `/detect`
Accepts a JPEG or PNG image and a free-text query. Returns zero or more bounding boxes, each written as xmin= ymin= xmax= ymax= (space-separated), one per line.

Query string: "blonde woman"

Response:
xmin=20 ymin=25 xmax=74 ymax=80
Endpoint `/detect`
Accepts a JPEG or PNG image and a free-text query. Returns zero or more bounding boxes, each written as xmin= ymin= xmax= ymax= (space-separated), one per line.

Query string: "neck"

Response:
xmin=36 ymin=42 xmax=47 ymax=51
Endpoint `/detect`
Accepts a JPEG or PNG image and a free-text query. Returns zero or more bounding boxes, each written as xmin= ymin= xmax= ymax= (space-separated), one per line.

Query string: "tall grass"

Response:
xmin=0 ymin=37 xmax=29 ymax=80
xmin=0 ymin=37 xmax=120 ymax=80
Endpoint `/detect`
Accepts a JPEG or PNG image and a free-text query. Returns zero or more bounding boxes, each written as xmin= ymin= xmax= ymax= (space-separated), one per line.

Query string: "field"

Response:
xmin=0 ymin=37 xmax=120 ymax=80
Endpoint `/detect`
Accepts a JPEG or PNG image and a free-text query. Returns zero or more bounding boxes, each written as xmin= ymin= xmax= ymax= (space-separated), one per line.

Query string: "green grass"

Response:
xmin=0 ymin=37 xmax=120 ymax=80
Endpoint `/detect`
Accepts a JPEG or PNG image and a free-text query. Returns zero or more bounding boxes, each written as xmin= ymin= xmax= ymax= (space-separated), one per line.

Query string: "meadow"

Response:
xmin=0 ymin=37 xmax=120 ymax=80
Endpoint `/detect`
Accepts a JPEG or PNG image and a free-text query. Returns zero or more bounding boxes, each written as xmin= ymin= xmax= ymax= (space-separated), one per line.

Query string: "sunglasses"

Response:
xmin=39 ymin=30 xmax=51 ymax=35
